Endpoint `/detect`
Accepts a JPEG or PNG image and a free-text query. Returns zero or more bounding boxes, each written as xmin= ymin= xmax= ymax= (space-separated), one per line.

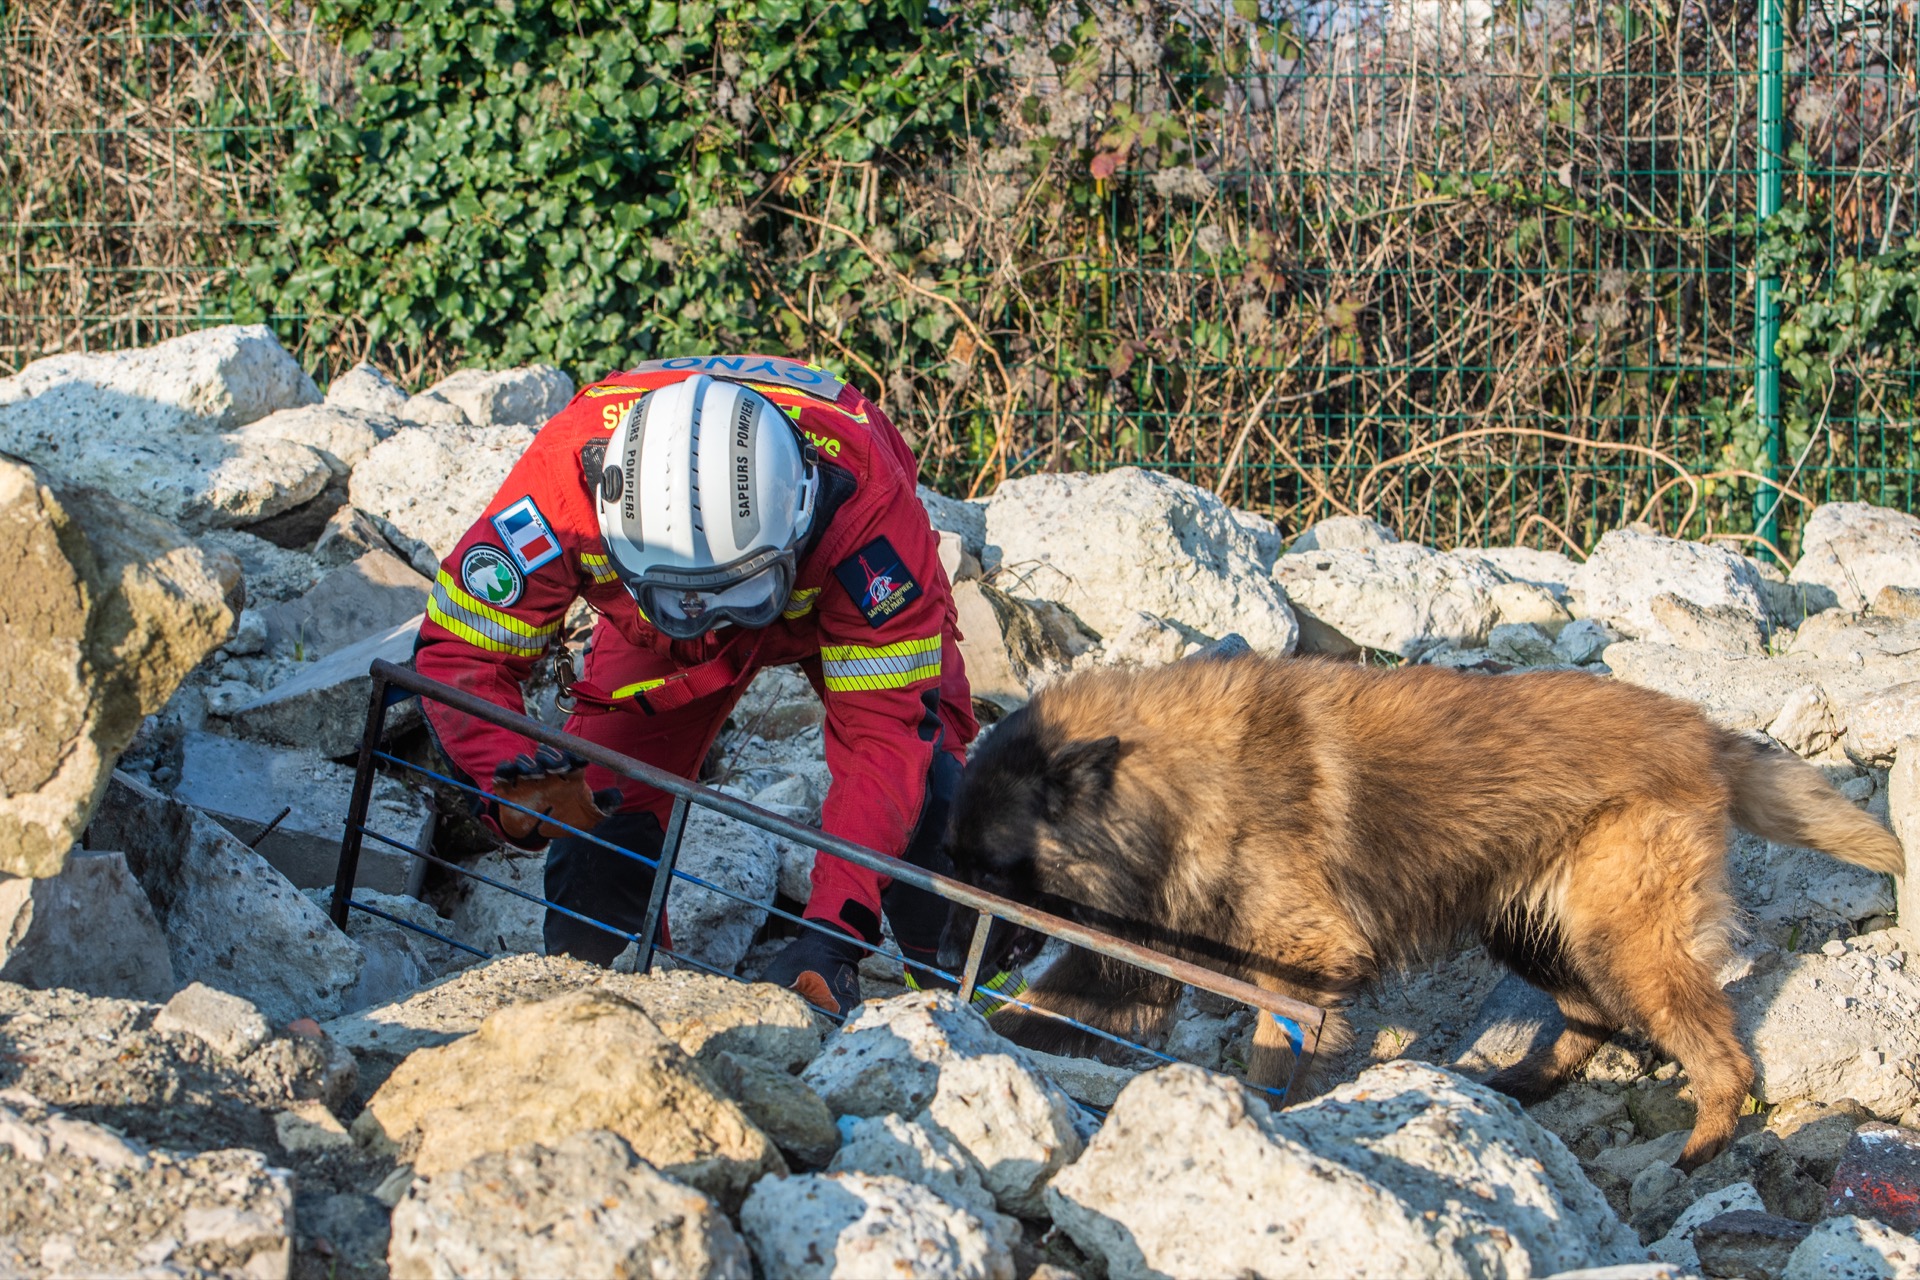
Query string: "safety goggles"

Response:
xmin=628 ymin=549 xmax=796 ymax=640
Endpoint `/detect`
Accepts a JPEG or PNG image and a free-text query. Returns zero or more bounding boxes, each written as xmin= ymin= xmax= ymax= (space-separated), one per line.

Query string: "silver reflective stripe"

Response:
xmin=822 ymin=649 xmax=938 ymax=680
xmin=429 ymin=583 xmax=552 ymax=654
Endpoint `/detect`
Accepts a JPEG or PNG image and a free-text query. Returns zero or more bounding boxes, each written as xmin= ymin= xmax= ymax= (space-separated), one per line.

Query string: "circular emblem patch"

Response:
xmin=461 ymin=544 xmax=524 ymax=608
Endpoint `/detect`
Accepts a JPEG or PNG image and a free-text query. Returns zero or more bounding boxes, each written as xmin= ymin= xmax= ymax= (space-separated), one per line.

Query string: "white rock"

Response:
xmin=1275 ymin=543 xmax=1507 ymax=658
xmin=954 ymin=581 xmax=1096 ymax=711
xmin=222 ymin=616 xmax=423 ymax=757
xmin=397 ymin=389 xmax=471 ymax=426
xmin=349 ymin=423 xmax=537 ymax=556
xmin=1843 ymin=681 xmax=1920 ymax=764
xmin=412 ymin=365 xmax=574 ymax=427
xmin=325 ymin=361 xmax=409 ymax=416
xmin=388 ymin=1130 xmax=752 ymax=1280
xmin=1731 ymin=831 xmax=1894 ymax=928
xmin=449 ymin=850 xmax=547 ymax=955
xmin=0 ymin=851 xmax=174 ymax=1001
xmin=827 ymin=1114 xmax=1018 ymax=1248
xmin=804 ymin=991 xmax=1083 ymax=1217
xmin=670 ymin=809 xmax=779 ymax=974
xmin=1569 ymin=531 xmax=1770 ymax=645
xmin=919 ymin=484 xmax=988 ymax=559
xmin=1790 ymin=502 xmax=1920 ymax=614
xmin=153 ymin=982 xmax=272 ymax=1059
xmin=1784 ymin=1215 xmax=1920 ymax=1279
xmin=739 ymin=1171 xmax=1014 ymax=1280
xmin=1462 ymin=546 xmax=1581 ymax=598
xmin=1646 ymin=1180 xmax=1765 ymax=1270
xmin=1287 ymin=514 xmax=1399 ymax=552
xmin=1490 ymin=580 xmax=1573 ymax=630
xmin=1095 ymin=611 xmax=1193 ymax=668
xmin=1554 ymin=617 xmax=1617 ymax=665
xmin=986 ymin=468 xmax=1298 ymax=654
xmin=84 ymin=773 xmax=365 ymax=1024
xmin=232 ymin=403 xmax=400 ymax=475
xmin=1647 ymin=591 xmax=1769 ymax=656
xmin=1771 ymin=684 xmax=1844 ymax=758
xmin=1601 ymin=642 xmax=1891 ymax=731
xmin=1046 ymin=1060 xmax=1642 ymax=1280
xmin=0 ymin=324 xmax=317 ymax=429
xmin=1892 ymin=746 xmax=1920 ymax=932
xmin=1489 ymin=621 xmax=1558 ymax=665
xmin=1729 ymin=946 xmax=1920 ymax=1116
xmin=0 ymin=326 xmax=329 ymax=529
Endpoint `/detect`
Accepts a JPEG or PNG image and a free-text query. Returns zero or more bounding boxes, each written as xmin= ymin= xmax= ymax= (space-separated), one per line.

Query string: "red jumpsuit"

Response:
xmin=414 ymin=355 xmax=976 ymax=953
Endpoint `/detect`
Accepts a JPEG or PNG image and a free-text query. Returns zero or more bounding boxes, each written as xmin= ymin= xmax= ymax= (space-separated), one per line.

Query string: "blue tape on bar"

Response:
xmin=383 ymin=684 xmax=419 ymax=707
xmin=1270 ymin=1011 xmax=1305 ymax=1058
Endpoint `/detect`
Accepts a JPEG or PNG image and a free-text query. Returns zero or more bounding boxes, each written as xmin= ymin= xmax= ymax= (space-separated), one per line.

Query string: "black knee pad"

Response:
xmin=543 ymin=810 xmax=665 ymax=967
xmin=882 ymin=752 xmax=962 ymax=957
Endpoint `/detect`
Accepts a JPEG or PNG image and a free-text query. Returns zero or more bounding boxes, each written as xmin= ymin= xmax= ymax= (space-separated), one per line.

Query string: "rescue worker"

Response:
xmin=415 ymin=354 xmax=976 ymax=1016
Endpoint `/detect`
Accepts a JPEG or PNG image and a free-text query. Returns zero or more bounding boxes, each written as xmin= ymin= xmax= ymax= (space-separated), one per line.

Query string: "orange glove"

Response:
xmin=491 ymin=745 xmax=622 ymax=846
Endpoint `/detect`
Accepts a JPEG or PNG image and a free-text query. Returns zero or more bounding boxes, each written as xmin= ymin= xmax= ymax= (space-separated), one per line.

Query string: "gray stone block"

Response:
xmin=224 ymin=615 xmax=422 ymax=757
xmin=0 ymin=850 xmax=174 ymax=1001
xmin=259 ymin=548 xmax=429 ymax=659
xmin=172 ymin=731 xmax=429 ymax=893
xmin=1450 ymin=972 xmax=1566 ymax=1077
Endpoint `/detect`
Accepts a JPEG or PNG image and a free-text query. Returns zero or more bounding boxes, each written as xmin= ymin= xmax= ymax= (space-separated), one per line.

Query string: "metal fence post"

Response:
xmin=330 ymin=673 xmax=392 ymax=930
xmin=634 ymin=796 xmax=689 ymax=974
xmin=1753 ymin=0 xmax=1785 ymax=556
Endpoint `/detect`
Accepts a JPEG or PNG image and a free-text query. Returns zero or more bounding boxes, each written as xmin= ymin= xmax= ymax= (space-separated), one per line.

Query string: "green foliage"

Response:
xmin=240 ymin=0 xmax=982 ymax=377
xmin=1757 ymin=196 xmax=1920 ymax=476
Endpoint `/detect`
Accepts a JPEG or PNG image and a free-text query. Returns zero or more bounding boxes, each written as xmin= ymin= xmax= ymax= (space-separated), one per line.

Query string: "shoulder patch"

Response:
xmin=490 ymin=496 xmax=564 ymax=573
xmin=833 ymin=536 xmax=923 ymax=629
xmin=459 ymin=543 xmax=525 ymax=607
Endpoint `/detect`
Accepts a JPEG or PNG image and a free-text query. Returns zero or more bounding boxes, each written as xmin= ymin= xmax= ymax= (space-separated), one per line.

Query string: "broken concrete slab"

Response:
xmin=222 ymin=615 xmax=422 ymax=757
xmin=172 ymin=731 xmax=429 ymax=893
xmin=258 ymin=548 xmax=429 ymax=659
xmin=83 ymin=772 xmax=366 ymax=1024
xmin=0 ymin=850 xmax=174 ymax=1001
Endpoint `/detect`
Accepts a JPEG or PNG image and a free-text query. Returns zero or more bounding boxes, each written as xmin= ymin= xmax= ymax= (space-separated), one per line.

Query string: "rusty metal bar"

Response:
xmin=363 ymin=659 xmax=1328 ymax=1042
xmin=330 ymin=671 xmax=392 ymax=929
xmin=955 ymin=911 xmax=993 ymax=1007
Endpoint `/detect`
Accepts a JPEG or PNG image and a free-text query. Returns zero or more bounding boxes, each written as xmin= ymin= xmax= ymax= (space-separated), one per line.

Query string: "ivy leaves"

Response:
xmin=241 ymin=0 xmax=979 ymax=379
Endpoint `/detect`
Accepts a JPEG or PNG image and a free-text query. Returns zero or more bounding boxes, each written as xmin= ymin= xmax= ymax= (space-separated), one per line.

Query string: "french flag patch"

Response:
xmin=490 ymin=496 xmax=563 ymax=573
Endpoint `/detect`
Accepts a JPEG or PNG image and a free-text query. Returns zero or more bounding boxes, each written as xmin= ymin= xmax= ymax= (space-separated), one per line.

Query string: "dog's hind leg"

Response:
xmin=1560 ymin=808 xmax=1753 ymax=1172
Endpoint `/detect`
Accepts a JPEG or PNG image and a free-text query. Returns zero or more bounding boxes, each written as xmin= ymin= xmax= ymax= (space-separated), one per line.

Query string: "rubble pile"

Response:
xmin=4 ymin=328 xmax=1920 ymax=1278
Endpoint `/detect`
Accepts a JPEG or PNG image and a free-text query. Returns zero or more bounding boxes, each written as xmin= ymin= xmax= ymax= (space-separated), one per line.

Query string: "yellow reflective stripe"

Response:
xmin=429 ymin=575 xmax=558 ymax=656
xmin=820 ymin=633 xmax=943 ymax=691
xmin=435 ymin=571 xmax=558 ymax=641
xmin=610 ymin=678 xmax=669 ymax=699
xmin=428 ymin=595 xmax=544 ymax=656
xmin=783 ymin=587 xmax=821 ymax=619
xmin=819 ymin=635 xmax=943 ymax=663
xmin=579 ymin=552 xmax=619 ymax=585
xmin=823 ymin=661 xmax=941 ymax=692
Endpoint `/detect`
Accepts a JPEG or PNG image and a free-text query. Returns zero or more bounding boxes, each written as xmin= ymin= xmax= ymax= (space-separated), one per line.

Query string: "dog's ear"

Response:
xmin=1044 ymin=736 xmax=1121 ymax=819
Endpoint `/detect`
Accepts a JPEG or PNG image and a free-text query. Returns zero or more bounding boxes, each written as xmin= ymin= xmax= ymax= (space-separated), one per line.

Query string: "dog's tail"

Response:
xmin=1722 ymin=732 xmax=1905 ymax=874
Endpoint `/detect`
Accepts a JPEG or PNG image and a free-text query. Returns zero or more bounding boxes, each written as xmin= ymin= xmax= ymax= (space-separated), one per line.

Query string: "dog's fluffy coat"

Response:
xmin=941 ymin=655 xmax=1905 ymax=1170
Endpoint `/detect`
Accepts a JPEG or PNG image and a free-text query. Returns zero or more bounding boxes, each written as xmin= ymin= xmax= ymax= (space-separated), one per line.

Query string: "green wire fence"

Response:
xmin=2 ymin=0 xmax=1915 ymax=556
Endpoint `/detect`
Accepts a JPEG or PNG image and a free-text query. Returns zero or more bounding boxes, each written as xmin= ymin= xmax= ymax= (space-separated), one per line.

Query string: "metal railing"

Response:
xmin=330 ymin=656 xmax=1329 ymax=1100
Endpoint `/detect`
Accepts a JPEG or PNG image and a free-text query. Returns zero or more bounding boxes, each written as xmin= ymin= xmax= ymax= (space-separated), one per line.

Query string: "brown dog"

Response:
xmin=936 ymin=654 xmax=1905 ymax=1170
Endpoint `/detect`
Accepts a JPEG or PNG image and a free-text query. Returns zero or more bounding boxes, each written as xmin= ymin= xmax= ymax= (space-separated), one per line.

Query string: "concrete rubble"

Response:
xmin=15 ymin=334 xmax=1920 ymax=1278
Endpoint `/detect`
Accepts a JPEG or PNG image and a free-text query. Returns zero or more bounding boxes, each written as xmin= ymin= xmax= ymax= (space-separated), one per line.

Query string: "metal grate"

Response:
xmin=332 ymin=656 xmax=1327 ymax=1101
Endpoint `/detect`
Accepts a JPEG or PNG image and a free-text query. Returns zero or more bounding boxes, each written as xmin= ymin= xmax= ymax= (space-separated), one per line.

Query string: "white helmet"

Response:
xmin=595 ymin=374 xmax=819 ymax=638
